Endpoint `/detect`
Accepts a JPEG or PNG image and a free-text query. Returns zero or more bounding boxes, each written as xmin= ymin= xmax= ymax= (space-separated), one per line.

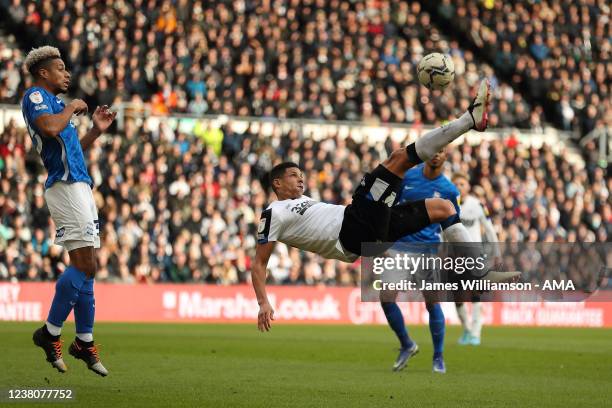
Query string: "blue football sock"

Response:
xmin=426 ymin=303 xmax=445 ymax=359
xmin=381 ymin=302 xmax=413 ymax=349
xmin=74 ymin=277 xmax=95 ymax=336
xmin=47 ymin=266 xmax=87 ymax=327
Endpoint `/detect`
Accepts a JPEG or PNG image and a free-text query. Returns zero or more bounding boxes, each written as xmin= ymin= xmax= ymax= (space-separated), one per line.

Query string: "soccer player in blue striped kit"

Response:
xmin=380 ymin=148 xmax=459 ymax=374
xmin=22 ymin=46 xmax=116 ymax=376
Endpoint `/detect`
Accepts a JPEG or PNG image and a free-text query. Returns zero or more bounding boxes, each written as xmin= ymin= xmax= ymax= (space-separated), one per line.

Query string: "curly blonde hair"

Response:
xmin=23 ymin=46 xmax=62 ymax=75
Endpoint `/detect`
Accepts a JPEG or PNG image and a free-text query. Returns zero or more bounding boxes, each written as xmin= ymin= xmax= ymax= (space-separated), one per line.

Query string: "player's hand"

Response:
xmin=92 ymin=105 xmax=117 ymax=133
xmin=257 ymin=302 xmax=275 ymax=332
xmin=69 ymin=99 xmax=88 ymax=115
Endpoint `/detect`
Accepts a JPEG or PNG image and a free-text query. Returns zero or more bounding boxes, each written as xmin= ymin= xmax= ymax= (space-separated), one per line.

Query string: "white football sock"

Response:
xmin=455 ymin=304 xmax=470 ymax=332
xmin=415 ymin=112 xmax=473 ymax=161
xmin=77 ymin=333 xmax=93 ymax=342
xmin=471 ymin=302 xmax=482 ymax=339
xmin=442 ymin=222 xmax=473 ymax=243
xmin=46 ymin=321 xmax=62 ymax=336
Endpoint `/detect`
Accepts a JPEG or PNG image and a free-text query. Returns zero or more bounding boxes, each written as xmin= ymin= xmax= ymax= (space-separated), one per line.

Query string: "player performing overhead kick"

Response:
xmin=22 ymin=46 xmax=116 ymax=376
xmin=252 ymin=79 xmax=491 ymax=332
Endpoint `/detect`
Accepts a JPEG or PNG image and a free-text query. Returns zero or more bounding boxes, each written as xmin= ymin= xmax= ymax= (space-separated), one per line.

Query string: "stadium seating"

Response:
xmin=427 ymin=0 xmax=610 ymax=136
xmin=1 ymin=0 xmax=538 ymax=130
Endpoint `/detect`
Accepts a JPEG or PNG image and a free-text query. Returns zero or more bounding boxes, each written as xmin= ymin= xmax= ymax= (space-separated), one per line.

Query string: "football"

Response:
xmin=417 ymin=53 xmax=455 ymax=91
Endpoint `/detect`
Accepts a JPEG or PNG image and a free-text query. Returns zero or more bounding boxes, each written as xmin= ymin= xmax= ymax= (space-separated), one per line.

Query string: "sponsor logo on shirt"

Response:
xmin=29 ymin=91 xmax=43 ymax=104
xmin=34 ymin=104 xmax=48 ymax=111
xmin=291 ymin=200 xmax=316 ymax=215
xmin=55 ymin=227 xmax=65 ymax=238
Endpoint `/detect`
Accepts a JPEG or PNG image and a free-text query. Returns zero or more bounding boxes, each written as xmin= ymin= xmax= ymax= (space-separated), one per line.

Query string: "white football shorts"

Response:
xmin=45 ymin=181 xmax=100 ymax=251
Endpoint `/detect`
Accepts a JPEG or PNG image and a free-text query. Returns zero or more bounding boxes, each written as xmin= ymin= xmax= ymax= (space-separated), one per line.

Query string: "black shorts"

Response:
xmin=338 ymin=165 xmax=432 ymax=256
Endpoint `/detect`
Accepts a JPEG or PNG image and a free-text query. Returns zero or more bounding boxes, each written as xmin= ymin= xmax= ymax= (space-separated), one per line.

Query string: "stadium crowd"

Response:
xmin=0 ymin=116 xmax=609 ymax=284
xmin=2 ymin=0 xmax=539 ymax=131
xmin=431 ymin=0 xmax=610 ymax=137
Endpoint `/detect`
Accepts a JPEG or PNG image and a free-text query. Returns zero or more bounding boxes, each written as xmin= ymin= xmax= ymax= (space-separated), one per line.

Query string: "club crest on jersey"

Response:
xmin=29 ymin=91 xmax=43 ymax=104
xmin=55 ymin=227 xmax=65 ymax=238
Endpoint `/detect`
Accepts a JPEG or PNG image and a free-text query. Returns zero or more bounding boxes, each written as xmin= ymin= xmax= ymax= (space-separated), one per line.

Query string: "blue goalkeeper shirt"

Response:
xmin=21 ymin=87 xmax=92 ymax=189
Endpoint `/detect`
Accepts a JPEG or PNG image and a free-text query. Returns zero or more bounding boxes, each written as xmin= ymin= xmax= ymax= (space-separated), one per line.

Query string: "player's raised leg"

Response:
xmin=339 ymin=80 xmax=490 ymax=255
xmin=385 ymin=78 xmax=490 ymax=178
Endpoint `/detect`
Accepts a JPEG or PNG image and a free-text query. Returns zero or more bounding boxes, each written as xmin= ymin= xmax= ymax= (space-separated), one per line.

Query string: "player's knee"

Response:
xmin=71 ymin=255 xmax=96 ymax=278
xmin=426 ymin=198 xmax=456 ymax=223
xmin=69 ymin=246 xmax=97 ymax=278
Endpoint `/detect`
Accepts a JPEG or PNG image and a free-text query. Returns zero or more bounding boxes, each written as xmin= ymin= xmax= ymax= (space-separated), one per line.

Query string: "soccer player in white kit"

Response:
xmin=451 ymin=172 xmax=500 ymax=345
xmin=252 ymin=79 xmax=492 ymax=332
xmin=22 ymin=46 xmax=115 ymax=375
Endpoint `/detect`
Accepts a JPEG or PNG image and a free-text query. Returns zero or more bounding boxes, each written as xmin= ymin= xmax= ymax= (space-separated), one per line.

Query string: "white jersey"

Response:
xmin=257 ymin=195 xmax=358 ymax=262
xmin=459 ymin=195 xmax=497 ymax=243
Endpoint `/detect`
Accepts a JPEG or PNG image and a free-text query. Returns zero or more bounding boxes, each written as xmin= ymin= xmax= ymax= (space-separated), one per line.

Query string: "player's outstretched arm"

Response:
xmin=80 ymin=105 xmax=117 ymax=151
xmin=251 ymin=241 xmax=276 ymax=332
xmin=33 ymin=99 xmax=88 ymax=138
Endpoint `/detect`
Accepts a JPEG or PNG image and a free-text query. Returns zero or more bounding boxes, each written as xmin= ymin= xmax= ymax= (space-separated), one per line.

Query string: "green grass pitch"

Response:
xmin=1 ymin=322 xmax=611 ymax=407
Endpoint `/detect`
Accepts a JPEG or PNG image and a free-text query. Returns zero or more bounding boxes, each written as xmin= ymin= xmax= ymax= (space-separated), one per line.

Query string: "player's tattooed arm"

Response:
xmin=252 ymin=241 xmax=276 ymax=332
xmin=33 ymin=99 xmax=87 ymax=138
xmin=80 ymin=105 xmax=117 ymax=151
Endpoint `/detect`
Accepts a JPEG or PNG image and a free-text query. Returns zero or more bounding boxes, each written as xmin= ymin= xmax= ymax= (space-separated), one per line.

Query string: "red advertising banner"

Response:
xmin=1 ymin=282 xmax=611 ymax=327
